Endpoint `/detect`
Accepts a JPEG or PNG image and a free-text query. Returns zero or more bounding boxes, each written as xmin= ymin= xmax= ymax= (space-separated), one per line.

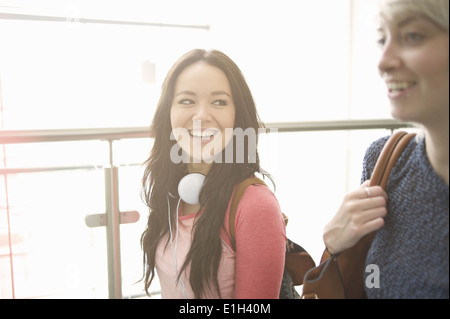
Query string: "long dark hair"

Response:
xmin=141 ymin=49 xmax=266 ymax=298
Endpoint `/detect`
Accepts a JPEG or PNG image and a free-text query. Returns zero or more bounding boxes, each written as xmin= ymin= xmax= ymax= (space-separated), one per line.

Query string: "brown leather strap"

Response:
xmin=229 ymin=177 xmax=266 ymax=251
xmin=369 ymin=131 xmax=416 ymax=189
xmin=302 ymin=130 xmax=416 ymax=299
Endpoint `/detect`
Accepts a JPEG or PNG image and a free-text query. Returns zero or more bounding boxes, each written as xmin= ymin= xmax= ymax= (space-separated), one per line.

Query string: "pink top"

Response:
xmin=155 ymin=183 xmax=287 ymax=299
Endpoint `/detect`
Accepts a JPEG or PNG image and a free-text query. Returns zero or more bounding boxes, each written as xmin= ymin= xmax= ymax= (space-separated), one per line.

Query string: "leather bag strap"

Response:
xmin=302 ymin=130 xmax=416 ymax=299
xmin=369 ymin=131 xmax=416 ymax=189
xmin=229 ymin=177 xmax=266 ymax=251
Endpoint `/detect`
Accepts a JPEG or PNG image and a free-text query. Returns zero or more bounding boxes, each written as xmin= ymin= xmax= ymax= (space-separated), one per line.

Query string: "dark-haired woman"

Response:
xmin=141 ymin=49 xmax=286 ymax=299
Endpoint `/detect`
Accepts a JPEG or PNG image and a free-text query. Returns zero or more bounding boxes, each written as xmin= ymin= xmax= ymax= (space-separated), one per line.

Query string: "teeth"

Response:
xmin=387 ymin=82 xmax=415 ymax=91
xmin=190 ymin=130 xmax=217 ymax=138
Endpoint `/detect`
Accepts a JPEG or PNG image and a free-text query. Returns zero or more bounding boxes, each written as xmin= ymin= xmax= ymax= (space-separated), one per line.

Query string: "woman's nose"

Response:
xmin=378 ymin=39 xmax=403 ymax=76
xmin=192 ymin=104 xmax=212 ymax=123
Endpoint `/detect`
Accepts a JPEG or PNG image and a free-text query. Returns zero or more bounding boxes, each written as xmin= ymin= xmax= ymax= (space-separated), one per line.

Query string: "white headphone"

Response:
xmin=167 ymin=173 xmax=205 ymax=298
xmin=177 ymin=173 xmax=206 ymax=205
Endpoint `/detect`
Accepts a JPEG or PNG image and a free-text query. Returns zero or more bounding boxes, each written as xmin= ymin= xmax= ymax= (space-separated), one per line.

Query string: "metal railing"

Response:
xmin=0 ymin=12 xmax=210 ymax=30
xmin=0 ymin=119 xmax=412 ymax=146
xmin=0 ymin=119 xmax=414 ymax=298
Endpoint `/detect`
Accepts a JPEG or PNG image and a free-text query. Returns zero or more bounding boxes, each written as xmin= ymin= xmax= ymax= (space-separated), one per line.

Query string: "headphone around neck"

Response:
xmin=167 ymin=173 xmax=205 ymax=299
xmin=177 ymin=173 xmax=206 ymax=205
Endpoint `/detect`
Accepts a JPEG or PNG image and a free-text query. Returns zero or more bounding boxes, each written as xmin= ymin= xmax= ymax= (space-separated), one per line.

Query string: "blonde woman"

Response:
xmin=323 ymin=0 xmax=449 ymax=298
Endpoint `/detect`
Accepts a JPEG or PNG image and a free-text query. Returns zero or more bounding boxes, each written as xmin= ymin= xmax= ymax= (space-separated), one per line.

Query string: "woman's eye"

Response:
xmin=212 ymin=99 xmax=228 ymax=106
xmin=403 ymin=32 xmax=425 ymax=45
xmin=179 ymin=99 xmax=194 ymax=105
xmin=376 ymin=37 xmax=386 ymax=48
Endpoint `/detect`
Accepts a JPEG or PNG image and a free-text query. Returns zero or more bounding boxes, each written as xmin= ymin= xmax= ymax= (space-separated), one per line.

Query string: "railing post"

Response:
xmin=105 ymin=141 xmax=122 ymax=299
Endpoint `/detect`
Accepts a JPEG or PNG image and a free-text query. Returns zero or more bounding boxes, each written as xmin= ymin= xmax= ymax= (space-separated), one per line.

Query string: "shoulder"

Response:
xmin=361 ymin=133 xmax=419 ymax=182
xmin=222 ymin=181 xmax=285 ymax=248
xmin=364 ymin=135 xmax=390 ymax=165
xmin=361 ymin=135 xmax=390 ymax=182
xmin=238 ymin=183 xmax=280 ymax=213
xmin=225 ymin=179 xmax=284 ymax=227
xmin=234 ymin=182 xmax=285 ymax=237
xmin=233 ymin=183 xmax=284 ymax=233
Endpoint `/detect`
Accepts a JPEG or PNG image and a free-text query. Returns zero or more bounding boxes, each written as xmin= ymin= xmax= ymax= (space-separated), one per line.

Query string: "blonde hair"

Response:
xmin=378 ymin=0 xmax=449 ymax=31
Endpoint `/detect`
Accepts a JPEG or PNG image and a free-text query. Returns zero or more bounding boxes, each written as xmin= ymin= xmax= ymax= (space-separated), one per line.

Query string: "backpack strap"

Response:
xmin=229 ymin=177 xmax=266 ymax=251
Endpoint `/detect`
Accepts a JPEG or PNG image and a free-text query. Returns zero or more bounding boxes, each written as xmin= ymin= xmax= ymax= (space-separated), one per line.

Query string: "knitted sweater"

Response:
xmin=362 ymin=135 xmax=449 ymax=299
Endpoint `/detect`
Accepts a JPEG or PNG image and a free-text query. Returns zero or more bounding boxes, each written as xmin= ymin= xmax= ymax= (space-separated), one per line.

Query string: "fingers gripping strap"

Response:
xmin=229 ymin=177 xmax=266 ymax=251
xmin=302 ymin=131 xmax=416 ymax=299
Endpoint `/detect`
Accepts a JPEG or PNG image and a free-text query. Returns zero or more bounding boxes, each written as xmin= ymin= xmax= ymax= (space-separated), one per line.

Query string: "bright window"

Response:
xmin=1 ymin=0 xmax=396 ymax=299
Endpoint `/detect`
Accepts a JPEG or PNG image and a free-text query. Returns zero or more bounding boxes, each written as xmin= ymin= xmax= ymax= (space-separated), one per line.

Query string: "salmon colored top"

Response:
xmin=155 ymin=183 xmax=287 ymax=299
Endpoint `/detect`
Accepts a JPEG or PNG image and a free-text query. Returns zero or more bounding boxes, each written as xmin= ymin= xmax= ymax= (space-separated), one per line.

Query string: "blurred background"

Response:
xmin=0 ymin=0 xmax=415 ymax=298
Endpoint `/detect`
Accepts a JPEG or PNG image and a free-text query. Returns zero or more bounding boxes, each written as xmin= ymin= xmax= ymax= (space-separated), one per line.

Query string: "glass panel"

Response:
xmin=0 ymin=169 xmax=107 ymax=298
xmin=118 ymin=165 xmax=160 ymax=298
xmin=258 ymin=129 xmax=392 ymax=261
xmin=112 ymin=138 xmax=152 ymax=167
xmin=114 ymin=138 xmax=160 ymax=298
xmin=2 ymin=140 xmax=108 ymax=169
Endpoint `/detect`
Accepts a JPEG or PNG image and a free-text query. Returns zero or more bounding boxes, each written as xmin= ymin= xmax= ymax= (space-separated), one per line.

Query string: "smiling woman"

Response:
xmin=170 ymin=61 xmax=236 ymax=164
xmin=321 ymin=0 xmax=449 ymax=299
xmin=141 ymin=49 xmax=287 ymax=299
xmin=377 ymin=9 xmax=449 ymax=125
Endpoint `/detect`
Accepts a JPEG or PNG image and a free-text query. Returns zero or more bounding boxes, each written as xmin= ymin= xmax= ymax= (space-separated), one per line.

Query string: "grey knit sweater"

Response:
xmin=362 ymin=135 xmax=449 ymax=299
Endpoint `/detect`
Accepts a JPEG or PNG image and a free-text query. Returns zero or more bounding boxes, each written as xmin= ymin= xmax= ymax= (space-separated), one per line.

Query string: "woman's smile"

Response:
xmin=189 ymin=128 xmax=220 ymax=145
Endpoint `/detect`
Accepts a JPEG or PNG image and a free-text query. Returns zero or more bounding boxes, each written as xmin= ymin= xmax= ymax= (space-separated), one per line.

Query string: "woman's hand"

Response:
xmin=323 ymin=180 xmax=388 ymax=255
